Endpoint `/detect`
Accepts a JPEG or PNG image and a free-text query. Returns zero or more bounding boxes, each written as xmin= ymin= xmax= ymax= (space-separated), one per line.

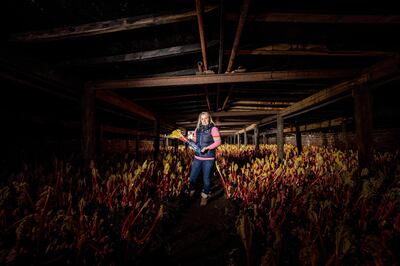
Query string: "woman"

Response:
xmin=189 ymin=112 xmax=221 ymax=206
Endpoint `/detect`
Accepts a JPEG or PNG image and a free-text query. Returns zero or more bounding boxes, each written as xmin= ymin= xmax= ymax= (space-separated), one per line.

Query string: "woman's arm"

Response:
xmin=205 ymin=127 xmax=221 ymax=150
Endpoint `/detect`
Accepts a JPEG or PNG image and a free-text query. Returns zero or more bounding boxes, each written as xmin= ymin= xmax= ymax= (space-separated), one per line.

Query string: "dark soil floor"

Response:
xmin=136 ymin=184 xmax=247 ymax=266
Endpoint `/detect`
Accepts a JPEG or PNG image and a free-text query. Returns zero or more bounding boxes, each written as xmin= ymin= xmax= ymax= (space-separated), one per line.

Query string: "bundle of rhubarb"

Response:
xmin=168 ymin=129 xmax=201 ymax=154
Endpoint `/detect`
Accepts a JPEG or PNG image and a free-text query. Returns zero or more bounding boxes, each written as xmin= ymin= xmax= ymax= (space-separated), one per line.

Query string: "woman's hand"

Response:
xmin=201 ymin=147 xmax=209 ymax=153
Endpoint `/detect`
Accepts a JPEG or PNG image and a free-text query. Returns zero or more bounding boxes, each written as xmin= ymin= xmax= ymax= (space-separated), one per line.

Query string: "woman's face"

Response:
xmin=200 ymin=114 xmax=210 ymax=126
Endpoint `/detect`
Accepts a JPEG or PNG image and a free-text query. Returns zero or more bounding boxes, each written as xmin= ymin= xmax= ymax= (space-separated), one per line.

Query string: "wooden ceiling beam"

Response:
xmin=226 ymin=0 xmax=251 ymax=73
xmin=64 ymin=41 xmax=218 ymax=66
xmin=236 ymin=49 xmax=394 ymax=57
xmin=280 ymin=55 xmax=400 ymax=117
xmin=134 ymin=92 xmax=214 ymax=101
xmin=226 ymin=13 xmax=400 ymax=24
xmin=226 ymin=55 xmax=400 ymax=136
xmin=11 ymin=5 xmax=218 ymax=42
xmin=91 ymin=68 xmax=358 ymax=89
xmin=177 ymin=121 xmax=256 ymax=128
xmin=173 ymin=110 xmax=278 ymax=119
xmin=232 ymin=100 xmax=294 ymax=105
xmin=211 ymin=110 xmax=278 ymax=117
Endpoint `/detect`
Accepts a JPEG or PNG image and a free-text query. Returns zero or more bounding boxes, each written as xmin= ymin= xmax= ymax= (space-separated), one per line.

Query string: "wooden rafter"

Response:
xmin=232 ymin=100 xmax=294 ymax=105
xmin=232 ymin=55 xmax=400 ymax=136
xmin=64 ymin=41 xmax=218 ymax=66
xmin=280 ymin=56 xmax=400 ymax=117
xmin=226 ymin=0 xmax=251 ymax=73
xmin=11 ymin=5 xmax=218 ymax=42
xmin=230 ymin=106 xmax=285 ymax=111
xmin=173 ymin=110 xmax=277 ymax=119
xmin=226 ymin=13 xmax=400 ymax=24
xmin=91 ymin=68 xmax=359 ymax=89
xmin=134 ymin=92 xmax=215 ymax=101
xmin=236 ymin=49 xmax=394 ymax=57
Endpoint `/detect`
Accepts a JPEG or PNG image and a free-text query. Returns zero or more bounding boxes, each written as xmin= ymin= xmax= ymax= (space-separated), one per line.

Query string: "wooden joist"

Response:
xmin=210 ymin=110 xmax=278 ymax=117
xmin=226 ymin=13 xmax=400 ymax=24
xmin=64 ymin=41 xmax=218 ymax=66
xmin=91 ymin=68 xmax=358 ymax=89
xmin=237 ymin=49 xmax=393 ymax=57
xmin=177 ymin=121 xmax=256 ymax=128
xmin=229 ymin=106 xmax=285 ymax=111
xmin=134 ymin=92 xmax=216 ymax=101
xmin=280 ymin=56 xmax=400 ymax=117
xmin=238 ymin=123 xmax=257 ymax=134
xmin=233 ymin=100 xmax=294 ymax=106
xmin=10 ymin=5 xmax=218 ymax=42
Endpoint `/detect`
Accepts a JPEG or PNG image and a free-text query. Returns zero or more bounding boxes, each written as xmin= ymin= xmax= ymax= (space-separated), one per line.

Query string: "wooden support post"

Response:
xmin=196 ymin=0 xmax=209 ymax=70
xmin=341 ymin=120 xmax=348 ymax=150
xmin=262 ymin=133 xmax=266 ymax=145
xmin=218 ymin=0 xmax=224 ymax=74
xmin=237 ymin=133 xmax=241 ymax=147
xmin=153 ymin=119 xmax=160 ymax=158
xmin=353 ymin=86 xmax=373 ymax=171
xmin=136 ymin=134 xmax=139 ymax=155
xmin=82 ymin=87 xmax=95 ymax=163
xmin=254 ymin=125 xmax=259 ymax=151
xmin=296 ymin=125 xmax=302 ymax=154
xmin=277 ymin=115 xmax=284 ymax=161
xmin=322 ymin=132 xmax=328 ymax=147
xmin=244 ymin=130 xmax=248 ymax=145
xmin=226 ymin=0 xmax=251 ymax=72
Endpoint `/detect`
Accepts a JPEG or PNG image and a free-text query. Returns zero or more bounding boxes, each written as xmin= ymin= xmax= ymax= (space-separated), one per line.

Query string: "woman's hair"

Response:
xmin=195 ymin=111 xmax=215 ymax=131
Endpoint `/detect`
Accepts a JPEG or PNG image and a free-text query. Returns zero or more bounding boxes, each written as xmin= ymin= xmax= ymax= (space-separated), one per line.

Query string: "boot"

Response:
xmin=200 ymin=192 xmax=209 ymax=206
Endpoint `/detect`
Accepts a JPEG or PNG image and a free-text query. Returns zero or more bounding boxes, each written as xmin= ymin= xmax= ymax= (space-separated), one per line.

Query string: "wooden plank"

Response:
xmin=91 ymin=68 xmax=358 ymax=89
xmin=212 ymin=110 xmax=277 ymax=117
xmin=226 ymin=13 xmax=400 ymax=24
xmin=226 ymin=0 xmax=251 ymax=72
xmin=280 ymin=56 xmax=400 ymax=117
xmin=82 ymin=88 xmax=95 ymax=161
xmin=153 ymin=119 xmax=160 ymax=158
xmin=95 ymin=90 xmax=156 ymax=121
xmin=354 ymin=86 xmax=373 ymax=170
xmin=11 ymin=5 xmax=218 ymax=42
xmin=230 ymin=106 xmax=285 ymax=111
xmin=135 ymin=92 xmax=215 ymax=101
xmin=64 ymin=40 xmax=218 ymax=65
xmin=233 ymin=100 xmax=294 ymax=106
xmin=238 ymin=123 xmax=257 ymax=134
xmin=178 ymin=121 xmax=255 ymax=128
xmin=254 ymin=125 xmax=259 ymax=151
xmin=196 ymin=0 xmax=209 ymax=70
xmin=295 ymin=126 xmax=302 ymax=154
xmin=277 ymin=115 xmax=284 ymax=160
xmin=237 ymin=49 xmax=393 ymax=57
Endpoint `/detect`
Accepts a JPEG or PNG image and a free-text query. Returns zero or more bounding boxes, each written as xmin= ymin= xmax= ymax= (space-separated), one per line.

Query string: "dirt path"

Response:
xmin=137 ymin=188 xmax=246 ymax=266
